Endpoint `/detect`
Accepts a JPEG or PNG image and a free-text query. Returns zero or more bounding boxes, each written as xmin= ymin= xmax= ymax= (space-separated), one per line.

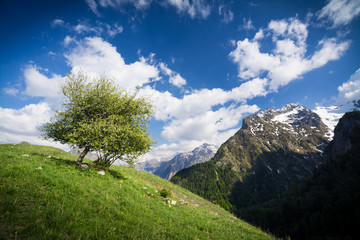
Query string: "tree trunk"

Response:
xmin=77 ymin=145 xmax=90 ymax=165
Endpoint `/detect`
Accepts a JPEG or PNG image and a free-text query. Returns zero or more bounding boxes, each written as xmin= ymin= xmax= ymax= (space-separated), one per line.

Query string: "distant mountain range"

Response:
xmin=153 ymin=143 xmax=218 ymax=180
xmin=134 ymin=158 xmax=170 ymax=173
xmin=171 ymin=104 xmax=332 ymax=209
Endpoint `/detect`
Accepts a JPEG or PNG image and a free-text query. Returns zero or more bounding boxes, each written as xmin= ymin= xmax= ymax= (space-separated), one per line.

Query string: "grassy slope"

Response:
xmin=0 ymin=144 xmax=273 ymax=240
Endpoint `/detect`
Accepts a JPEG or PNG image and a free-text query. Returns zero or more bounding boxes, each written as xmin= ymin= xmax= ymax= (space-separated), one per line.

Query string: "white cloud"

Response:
xmin=140 ymin=77 xmax=267 ymax=123
xmin=74 ymin=23 xmax=97 ymax=34
xmin=52 ymin=19 xmax=124 ymax=38
xmin=167 ymin=0 xmax=211 ymax=19
xmin=3 ymin=88 xmax=19 ymax=96
xmin=105 ymin=23 xmax=124 ymax=37
xmin=242 ymin=18 xmax=255 ymax=30
xmin=219 ymin=5 xmax=234 ymax=23
xmin=253 ymin=28 xmax=264 ymax=41
xmin=161 ymin=104 xmax=259 ymax=142
xmin=310 ymin=38 xmax=350 ymax=69
xmin=86 ymin=0 xmax=211 ymax=19
xmin=142 ymin=103 xmax=259 ymax=160
xmin=317 ymin=0 xmax=360 ymax=27
xmin=99 ymin=0 xmax=151 ymax=10
xmin=85 ymin=0 xmax=100 ymax=16
xmin=0 ymin=102 xmax=66 ymax=149
xmin=64 ymin=36 xmax=74 ymax=46
xmin=64 ymin=37 xmax=159 ymax=89
xmin=337 ymin=68 xmax=360 ymax=104
xmin=230 ymin=17 xmax=350 ymax=91
xmin=51 ymin=19 xmax=65 ymax=27
xmin=159 ymin=63 xmax=187 ymax=87
xmin=23 ymin=66 xmax=63 ymax=98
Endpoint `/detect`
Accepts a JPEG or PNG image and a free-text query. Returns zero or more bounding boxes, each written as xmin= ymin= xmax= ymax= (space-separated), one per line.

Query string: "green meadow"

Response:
xmin=0 ymin=143 xmax=273 ymax=240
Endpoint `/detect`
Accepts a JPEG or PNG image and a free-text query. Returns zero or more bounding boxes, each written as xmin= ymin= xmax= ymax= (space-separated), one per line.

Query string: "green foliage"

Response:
xmin=159 ymin=188 xmax=172 ymax=198
xmin=171 ymin=160 xmax=235 ymax=211
xmin=0 ymin=144 xmax=274 ymax=240
xmin=41 ymin=72 xmax=155 ymax=168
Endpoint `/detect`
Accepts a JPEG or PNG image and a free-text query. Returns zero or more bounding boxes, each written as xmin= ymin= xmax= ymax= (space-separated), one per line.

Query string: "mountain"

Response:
xmin=153 ymin=143 xmax=218 ymax=180
xmin=238 ymin=110 xmax=360 ymax=239
xmin=0 ymin=143 xmax=274 ymax=240
xmin=134 ymin=157 xmax=170 ymax=173
xmin=171 ymin=104 xmax=330 ymax=210
xmin=314 ymin=99 xmax=360 ymax=138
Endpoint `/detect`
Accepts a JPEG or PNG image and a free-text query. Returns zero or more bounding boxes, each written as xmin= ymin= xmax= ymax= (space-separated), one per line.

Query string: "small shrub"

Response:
xmin=159 ymin=188 xmax=171 ymax=198
xmin=19 ymin=141 xmax=30 ymax=145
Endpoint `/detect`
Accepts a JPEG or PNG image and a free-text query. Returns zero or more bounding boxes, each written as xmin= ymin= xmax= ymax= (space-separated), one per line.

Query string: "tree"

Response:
xmin=41 ymin=72 xmax=155 ymax=169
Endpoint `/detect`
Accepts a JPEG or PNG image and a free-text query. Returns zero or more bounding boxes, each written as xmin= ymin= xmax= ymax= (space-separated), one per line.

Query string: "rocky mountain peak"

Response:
xmin=242 ymin=104 xmax=330 ymax=142
xmin=154 ymin=143 xmax=218 ymax=180
xmin=172 ymin=103 xmax=332 ymax=210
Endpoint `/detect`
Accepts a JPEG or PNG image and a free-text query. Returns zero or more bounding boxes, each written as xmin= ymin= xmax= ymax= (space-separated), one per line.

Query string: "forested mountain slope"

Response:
xmin=239 ymin=110 xmax=360 ymax=239
xmin=171 ymin=104 xmax=330 ymax=210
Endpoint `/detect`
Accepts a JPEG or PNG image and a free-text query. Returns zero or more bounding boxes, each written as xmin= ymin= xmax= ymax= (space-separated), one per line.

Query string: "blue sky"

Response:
xmin=1 ymin=0 xmax=360 ymax=160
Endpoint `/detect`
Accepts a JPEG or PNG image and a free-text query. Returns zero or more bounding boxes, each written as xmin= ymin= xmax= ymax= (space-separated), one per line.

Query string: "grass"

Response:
xmin=0 ymin=144 xmax=274 ymax=240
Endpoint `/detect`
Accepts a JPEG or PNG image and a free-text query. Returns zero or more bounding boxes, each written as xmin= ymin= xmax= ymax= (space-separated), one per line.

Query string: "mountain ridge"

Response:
xmin=238 ymin=110 xmax=360 ymax=239
xmin=154 ymin=143 xmax=218 ymax=180
xmin=171 ymin=103 xmax=330 ymax=210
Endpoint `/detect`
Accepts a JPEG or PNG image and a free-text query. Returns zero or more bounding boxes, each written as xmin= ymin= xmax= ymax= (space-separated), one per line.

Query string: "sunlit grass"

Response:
xmin=0 ymin=144 xmax=274 ymax=239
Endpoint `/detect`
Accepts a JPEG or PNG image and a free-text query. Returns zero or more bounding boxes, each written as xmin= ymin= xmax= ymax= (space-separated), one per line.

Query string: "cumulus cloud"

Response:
xmin=317 ymin=0 xmax=360 ymax=27
xmin=161 ymin=104 xmax=259 ymax=142
xmin=23 ymin=66 xmax=63 ymax=99
xmin=337 ymin=68 xmax=360 ymax=104
xmin=0 ymin=102 xmax=66 ymax=149
xmin=140 ymin=77 xmax=267 ymax=123
xmin=159 ymin=63 xmax=186 ymax=87
xmin=230 ymin=17 xmax=350 ymax=91
xmin=64 ymin=37 xmax=159 ymax=89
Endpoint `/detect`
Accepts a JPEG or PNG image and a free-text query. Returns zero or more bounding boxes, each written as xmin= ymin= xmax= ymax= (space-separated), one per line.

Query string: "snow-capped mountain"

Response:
xmin=314 ymin=99 xmax=360 ymax=138
xmin=154 ymin=143 xmax=218 ymax=180
xmin=171 ymin=104 xmax=330 ymax=209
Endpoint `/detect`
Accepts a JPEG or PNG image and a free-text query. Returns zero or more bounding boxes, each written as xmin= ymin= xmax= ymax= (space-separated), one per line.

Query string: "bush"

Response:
xmin=159 ymin=189 xmax=171 ymax=198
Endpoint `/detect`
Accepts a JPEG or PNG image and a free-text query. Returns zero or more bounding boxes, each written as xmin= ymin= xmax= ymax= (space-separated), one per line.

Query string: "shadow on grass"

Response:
xmin=30 ymin=153 xmax=127 ymax=180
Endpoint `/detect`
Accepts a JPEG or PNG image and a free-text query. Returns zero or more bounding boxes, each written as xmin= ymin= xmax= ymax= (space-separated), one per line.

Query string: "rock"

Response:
xmin=22 ymin=154 xmax=29 ymax=157
xmin=179 ymin=199 xmax=185 ymax=205
xmin=142 ymin=187 xmax=148 ymax=190
xmin=36 ymin=167 xmax=42 ymax=170
xmin=80 ymin=164 xmax=89 ymax=169
xmin=163 ymin=198 xmax=177 ymax=205
xmin=97 ymin=170 xmax=105 ymax=176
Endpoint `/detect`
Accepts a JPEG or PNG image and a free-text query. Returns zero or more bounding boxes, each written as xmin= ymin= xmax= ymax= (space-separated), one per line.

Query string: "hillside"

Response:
xmin=0 ymin=144 xmax=273 ymax=240
xmin=154 ymin=143 xmax=218 ymax=180
xmin=171 ymin=104 xmax=330 ymax=210
xmin=238 ymin=111 xmax=360 ymax=239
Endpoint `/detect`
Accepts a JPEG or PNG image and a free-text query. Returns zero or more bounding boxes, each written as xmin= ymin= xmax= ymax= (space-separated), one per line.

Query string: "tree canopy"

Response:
xmin=41 ymin=72 xmax=155 ymax=168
